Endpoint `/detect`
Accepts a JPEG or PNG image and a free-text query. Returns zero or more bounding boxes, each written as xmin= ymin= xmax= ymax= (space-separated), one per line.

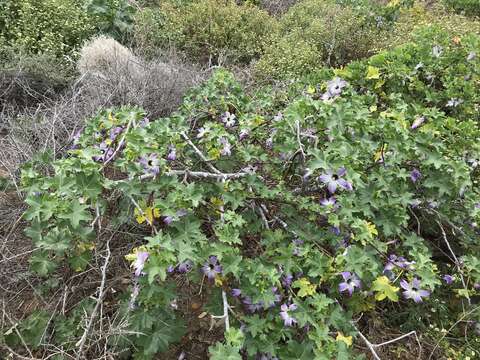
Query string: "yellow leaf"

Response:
xmin=293 ymin=277 xmax=317 ymax=297
xmin=371 ymin=276 xmax=399 ymax=302
xmin=366 ymin=221 xmax=378 ymax=237
xmin=373 ymin=145 xmax=387 ymax=162
xmin=214 ymin=275 xmax=224 ymax=287
xmin=336 ymin=332 xmax=353 ymax=347
xmin=306 ymin=85 xmax=316 ymax=94
xmin=124 ymin=246 xmax=147 ymax=262
xmin=134 ymin=206 xmax=160 ymax=224
xmin=210 ymin=197 xmax=224 ymax=208
xmin=366 ymin=66 xmax=381 ymax=80
xmin=134 ymin=207 xmax=146 ymax=224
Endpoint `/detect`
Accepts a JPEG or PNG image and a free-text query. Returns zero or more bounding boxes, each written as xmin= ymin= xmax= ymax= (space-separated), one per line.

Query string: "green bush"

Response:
xmin=254 ymin=0 xmax=388 ymax=80
xmin=133 ymin=0 xmax=278 ymax=63
xmin=443 ymin=0 xmax=480 ymax=17
xmin=387 ymin=2 xmax=480 ymax=48
xmin=17 ymin=28 xmax=480 ymax=358
xmin=85 ymin=0 xmax=136 ymax=41
xmin=0 ymin=0 xmax=95 ymax=57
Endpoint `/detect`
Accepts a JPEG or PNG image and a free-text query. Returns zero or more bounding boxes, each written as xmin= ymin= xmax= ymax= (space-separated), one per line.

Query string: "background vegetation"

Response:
xmin=1 ymin=0 xmax=480 ymax=359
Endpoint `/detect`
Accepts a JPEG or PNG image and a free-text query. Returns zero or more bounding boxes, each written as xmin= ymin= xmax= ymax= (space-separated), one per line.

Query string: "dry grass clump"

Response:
xmin=77 ymin=36 xmax=203 ymax=119
xmin=78 ymin=35 xmax=142 ymax=77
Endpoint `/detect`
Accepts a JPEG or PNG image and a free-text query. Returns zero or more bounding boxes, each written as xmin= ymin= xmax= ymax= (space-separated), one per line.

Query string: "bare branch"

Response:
xmin=75 ymin=238 xmax=112 ymax=359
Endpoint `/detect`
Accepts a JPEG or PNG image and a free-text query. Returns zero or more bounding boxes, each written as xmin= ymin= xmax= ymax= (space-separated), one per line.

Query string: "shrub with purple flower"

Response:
xmin=202 ymin=256 xmax=222 ymax=280
xmin=400 ymin=278 xmax=430 ymax=303
xmin=339 ymin=272 xmax=361 ymax=296
xmin=279 ymin=303 xmax=297 ymax=327
xmin=322 ymin=77 xmax=348 ymax=100
xmin=318 ymin=167 xmax=353 ymax=193
xmin=139 ymin=153 xmax=160 ymax=175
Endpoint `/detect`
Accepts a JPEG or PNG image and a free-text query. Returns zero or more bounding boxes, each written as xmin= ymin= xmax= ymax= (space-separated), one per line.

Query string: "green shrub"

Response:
xmin=17 ymin=28 xmax=480 ymax=358
xmin=254 ymin=0 xmax=388 ymax=80
xmin=443 ymin=0 xmax=480 ymax=17
xmin=133 ymin=0 xmax=278 ymax=63
xmin=85 ymin=0 xmax=136 ymax=41
xmin=387 ymin=2 xmax=480 ymax=48
xmin=0 ymin=0 xmax=95 ymax=57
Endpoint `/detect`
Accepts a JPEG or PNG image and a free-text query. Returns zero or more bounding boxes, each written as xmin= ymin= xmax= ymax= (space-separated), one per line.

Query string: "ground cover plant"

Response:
xmin=1 ymin=1 xmax=480 ymax=359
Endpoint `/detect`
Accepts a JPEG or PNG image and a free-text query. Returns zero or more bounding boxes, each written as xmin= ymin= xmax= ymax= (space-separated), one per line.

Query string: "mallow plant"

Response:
xmin=13 ymin=28 xmax=480 ymax=359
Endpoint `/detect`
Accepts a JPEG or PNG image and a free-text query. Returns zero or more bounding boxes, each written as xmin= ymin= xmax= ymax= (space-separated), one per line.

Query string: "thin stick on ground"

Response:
xmin=435 ymin=219 xmax=471 ymax=306
xmin=210 ymin=290 xmax=230 ymax=332
xmin=75 ymin=238 xmax=112 ymax=359
xmin=353 ymin=324 xmax=421 ymax=360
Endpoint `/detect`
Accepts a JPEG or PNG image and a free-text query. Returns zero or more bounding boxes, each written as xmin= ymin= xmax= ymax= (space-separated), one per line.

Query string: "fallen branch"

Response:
xmin=210 ymin=290 xmax=230 ymax=332
xmin=181 ymin=131 xmax=220 ymax=174
xmin=435 ymin=220 xmax=471 ymax=306
xmin=353 ymin=324 xmax=421 ymax=360
xmin=75 ymin=239 xmax=112 ymax=359
xmin=135 ymin=169 xmax=250 ymax=181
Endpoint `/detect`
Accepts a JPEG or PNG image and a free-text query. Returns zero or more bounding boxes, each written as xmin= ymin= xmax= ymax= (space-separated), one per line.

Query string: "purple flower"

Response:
xmin=411 ymin=116 xmax=425 ymax=130
xmin=197 ymin=127 xmax=207 ymax=139
xmin=133 ymin=251 xmax=149 ymax=277
xmin=221 ymin=111 xmax=236 ymax=128
xmin=110 ymin=126 xmax=124 ymax=141
xmin=384 ymin=255 xmax=415 ymax=272
xmin=239 ymin=128 xmax=250 ymax=140
xmin=231 ymin=288 xmax=242 ymax=297
xmin=93 ymin=142 xmax=114 ymax=162
xmin=178 ymin=260 xmax=193 ymax=273
xmin=432 ymin=45 xmax=443 ymax=58
xmin=219 ymin=137 xmax=231 ymax=156
xmin=269 ymin=287 xmax=282 ymax=307
xmin=320 ymin=197 xmax=337 ymax=207
xmin=292 ymin=238 xmax=304 ymax=256
xmin=330 ymin=226 xmax=341 ymax=236
xmin=166 ymin=146 xmax=176 ymax=161
xmin=318 ymin=167 xmax=353 ymax=194
xmin=279 ymin=303 xmax=297 ymax=327
xmin=474 ymin=283 xmax=480 ymax=290
xmin=265 ymin=137 xmax=274 ymax=149
xmin=163 ymin=216 xmax=174 ymax=226
xmin=467 ymin=52 xmax=476 ymax=61
xmin=400 ymin=278 xmax=430 ymax=303
xmin=281 ymin=274 xmax=294 ymax=288
xmin=176 ymin=209 xmax=188 ymax=217
xmin=442 ymin=274 xmax=454 ymax=285
xmin=167 ymin=265 xmax=175 ymax=273
xmin=202 ymin=256 xmax=222 ymax=280
xmin=475 ymin=203 xmax=480 ymax=209
xmin=139 ymin=117 xmax=150 ymax=128
xmin=410 ymin=168 xmax=422 ymax=183
xmin=446 ymin=98 xmax=463 ymax=107
xmin=273 ymin=112 xmax=283 ymax=122
xmin=339 ymin=272 xmax=361 ymax=296
xmin=242 ymin=296 xmax=264 ymax=313
xmin=322 ymin=77 xmax=348 ymax=101
xmin=139 ymin=153 xmax=160 ymax=175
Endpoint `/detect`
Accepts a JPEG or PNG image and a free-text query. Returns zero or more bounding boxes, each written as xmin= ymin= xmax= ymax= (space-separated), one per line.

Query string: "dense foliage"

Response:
xmin=254 ymin=0 xmax=407 ymax=80
xmin=443 ymin=0 xmax=480 ymax=17
xmin=11 ymin=26 xmax=480 ymax=359
xmin=134 ymin=0 xmax=276 ymax=63
xmin=0 ymin=0 xmax=94 ymax=57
